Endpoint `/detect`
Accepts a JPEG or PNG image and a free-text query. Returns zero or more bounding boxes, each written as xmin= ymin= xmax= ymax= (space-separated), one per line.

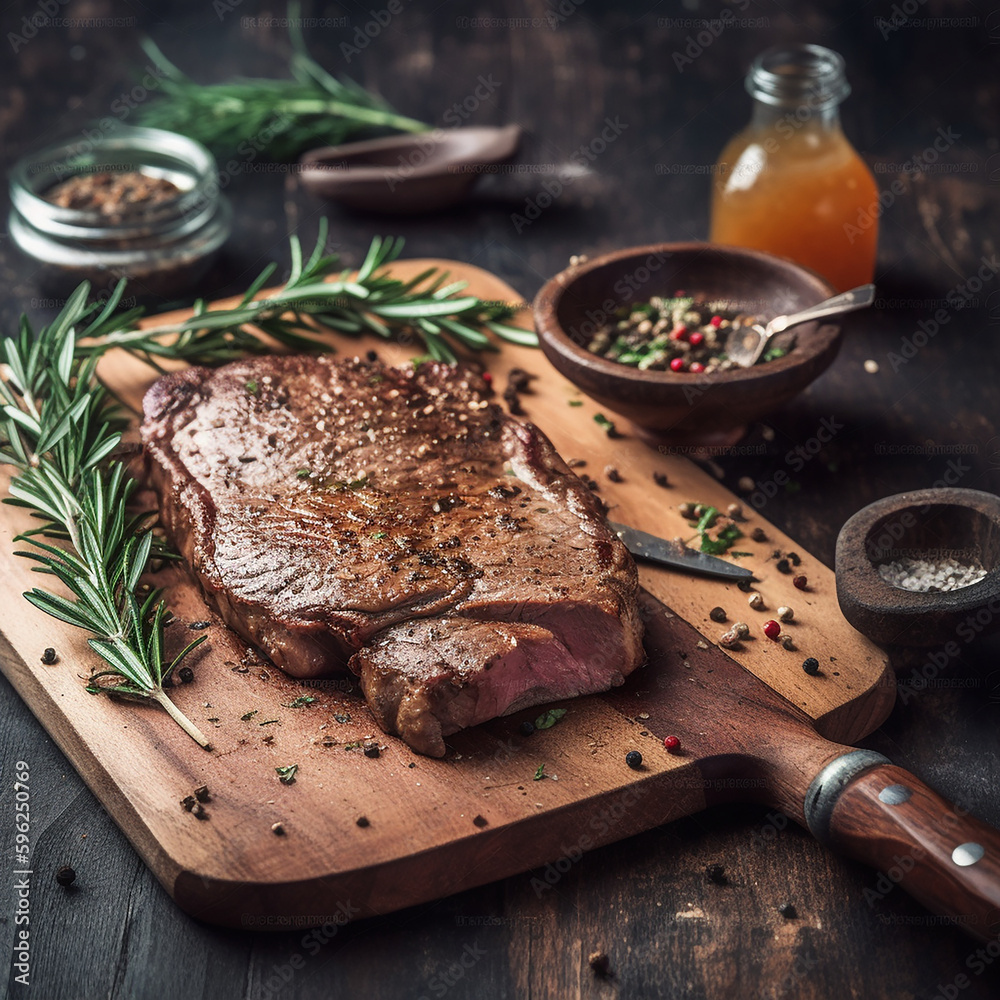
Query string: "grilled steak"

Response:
xmin=141 ymin=355 xmax=644 ymax=755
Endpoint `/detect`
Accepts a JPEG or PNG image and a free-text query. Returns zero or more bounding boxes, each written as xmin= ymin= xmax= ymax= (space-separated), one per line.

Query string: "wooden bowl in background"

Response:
xmin=532 ymin=242 xmax=842 ymax=446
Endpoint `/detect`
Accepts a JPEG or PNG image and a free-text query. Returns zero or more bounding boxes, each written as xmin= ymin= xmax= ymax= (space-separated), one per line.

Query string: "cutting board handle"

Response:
xmin=812 ymin=758 xmax=1000 ymax=939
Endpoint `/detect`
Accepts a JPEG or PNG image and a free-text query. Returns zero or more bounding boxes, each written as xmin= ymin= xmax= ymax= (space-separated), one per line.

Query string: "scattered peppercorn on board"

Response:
xmin=0 ymin=260 xmax=893 ymax=928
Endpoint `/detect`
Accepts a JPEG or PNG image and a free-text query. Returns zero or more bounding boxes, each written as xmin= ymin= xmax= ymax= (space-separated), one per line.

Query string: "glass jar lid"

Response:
xmin=9 ymin=126 xmax=220 ymax=243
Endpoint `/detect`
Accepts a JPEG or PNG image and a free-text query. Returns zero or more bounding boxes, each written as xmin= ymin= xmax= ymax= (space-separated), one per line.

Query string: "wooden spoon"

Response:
xmin=298 ymin=125 xmax=522 ymax=213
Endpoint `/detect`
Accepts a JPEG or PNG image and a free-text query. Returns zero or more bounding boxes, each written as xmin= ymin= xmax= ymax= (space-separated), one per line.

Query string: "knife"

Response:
xmin=609 ymin=521 xmax=754 ymax=581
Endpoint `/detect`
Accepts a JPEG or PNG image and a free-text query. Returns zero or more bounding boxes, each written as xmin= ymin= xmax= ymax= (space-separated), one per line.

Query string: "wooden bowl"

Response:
xmin=298 ymin=125 xmax=521 ymax=213
xmin=532 ymin=242 xmax=841 ymax=446
xmin=836 ymin=488 xmax=1000 ymax=647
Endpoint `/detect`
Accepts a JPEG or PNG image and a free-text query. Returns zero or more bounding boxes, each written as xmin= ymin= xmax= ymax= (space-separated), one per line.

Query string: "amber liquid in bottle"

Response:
xmin=709 ymin=45 xmax=878 ymax=292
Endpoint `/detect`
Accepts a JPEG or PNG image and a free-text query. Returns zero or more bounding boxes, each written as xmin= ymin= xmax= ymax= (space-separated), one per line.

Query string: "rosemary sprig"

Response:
xmin=1 ymin=284 xmax=211 ymax=749
xmin=2 ymin=224 xmax=534 ymax=750
xmin=135 ymin=3 xmax=429 ymax=159
xmin=77 ymin=221 xmax=536 ymax=366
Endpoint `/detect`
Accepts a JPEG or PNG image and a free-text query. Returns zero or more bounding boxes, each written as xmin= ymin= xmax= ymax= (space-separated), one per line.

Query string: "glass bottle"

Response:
xmin=709 ymin=44 xmax=878 ymax=292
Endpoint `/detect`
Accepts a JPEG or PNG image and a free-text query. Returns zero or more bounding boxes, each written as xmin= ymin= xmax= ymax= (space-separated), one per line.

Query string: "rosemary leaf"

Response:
xmin=1 ymin=221 xmax=535 ymax=753
xmin=1 ymin=295 xmax=211 ymax=749
xmin=135 ymin=3 xmax=429 ymax=160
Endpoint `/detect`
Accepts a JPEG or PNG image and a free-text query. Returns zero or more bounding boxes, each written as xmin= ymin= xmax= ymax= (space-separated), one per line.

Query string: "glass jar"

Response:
xmin=709 ymin=44 xmax=878 ymax=292
xmin=8 ymin=126 xmax=231 ymax=300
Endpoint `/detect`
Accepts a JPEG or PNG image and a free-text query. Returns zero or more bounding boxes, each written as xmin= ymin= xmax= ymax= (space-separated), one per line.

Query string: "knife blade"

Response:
xmin=609 ymin=521 xmax=753 ymax=581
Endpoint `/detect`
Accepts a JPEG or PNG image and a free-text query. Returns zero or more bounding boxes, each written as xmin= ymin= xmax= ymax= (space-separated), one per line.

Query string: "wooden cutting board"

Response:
xmin=0 ymin=259 xmax=895 ymax=928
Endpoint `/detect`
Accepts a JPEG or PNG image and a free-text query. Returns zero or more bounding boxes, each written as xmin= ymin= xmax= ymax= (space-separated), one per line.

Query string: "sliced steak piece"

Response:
xmin=142 ymin=355 xmax=644 ymax=754
xmin=354 ymin=617 xmax=633 ymax=757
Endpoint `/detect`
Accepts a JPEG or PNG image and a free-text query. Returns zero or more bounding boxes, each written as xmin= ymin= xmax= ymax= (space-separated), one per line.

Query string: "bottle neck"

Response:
xmin=749 ymin=100 xmax=843 ymax=133
xmin=744 ymin=44 xmax=849 ymax=135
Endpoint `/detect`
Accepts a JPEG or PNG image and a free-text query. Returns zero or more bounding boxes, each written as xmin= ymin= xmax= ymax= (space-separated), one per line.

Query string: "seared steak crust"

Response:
xmin=142 ymin=355 xmax=644 ymax=754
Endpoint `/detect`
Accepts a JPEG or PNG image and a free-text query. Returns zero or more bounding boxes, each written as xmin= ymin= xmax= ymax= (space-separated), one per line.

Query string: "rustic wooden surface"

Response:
xmin=0 ymin=259 xmax=894 ymax=927
xmin=1 ymin=0 xmax=999 ymax=997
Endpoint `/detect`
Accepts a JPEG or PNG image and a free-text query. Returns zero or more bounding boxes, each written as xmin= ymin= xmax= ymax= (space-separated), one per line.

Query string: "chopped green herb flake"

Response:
xmin=296 ymin=468 xmax=311 ymax=479
xmin=334 ymin=713 xmax=351 ymax=724
xmin=245 ymin=380 xmax=258 ymax=395
xmin=344 ymin=740 xmax=363 ymax=750
xmin=283 ymin=696 xmax=317 ymax=708
xmin=259 ymin=719 xmax=280 ymax=726
xmin=593 ymin=413 xmax=617 ymax=436
xmin=534 ymin=708 xmax=568 ymax=730
xmin=240 ymin=709 xmax=258 ymax=721
xmin=276 ymin=764 xmax=298 ymax=784
xmin=370 ymin=531 xmax=387 ymax=540
xmin=568 ymin=400 xmax=583 ymax=407
xmin=333 ymin=475 xmax=369 ymax=491
xmin=533 ymin=763 xmax=547 ymax=781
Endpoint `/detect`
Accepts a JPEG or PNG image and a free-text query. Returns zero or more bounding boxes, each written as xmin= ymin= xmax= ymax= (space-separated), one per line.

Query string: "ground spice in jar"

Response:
xmin=44 ymin=170 xmax=181 ymax=219
xmin=877 ymin=556 xmax=987 ymax=592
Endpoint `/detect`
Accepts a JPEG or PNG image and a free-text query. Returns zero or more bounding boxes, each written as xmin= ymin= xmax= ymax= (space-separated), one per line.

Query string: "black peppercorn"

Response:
xmin=778 ymin=902 xmax=797 ymax=919
xmin=519 ymin=720 xmax=535 ymax=736
xmin=356 ymin=816 xmax=370 ymax=828
xmin=41 ymin=647 xmax=58 ymax=665
xmin=709 ymin=607 xmax=727 ymax=623
xmin=776 ymin=559 xmax=791 ymax=574
xmin=625 ymin=750 xmax=643 ymax=770
xmin=363 ymin=745 xmax=380 ymax=758
xmin=588 ymin=951 xmax=612 ymax=978
xmin=802 ymin=657 xmax=820 ymax=676
xmin=55 ymin=865 xmax=76 ymax=887
xmin=751 ymin=527 xmax=767 ymax=542
xmin=653 ymin=472 xmax=669 ymax=487
xmin=366 ymin=349 xmax=379 ymax=362
xmin=178 ymin=667 xmax=194 ymax=683
xmin=705 ymin=863 xmax=728 ymax=885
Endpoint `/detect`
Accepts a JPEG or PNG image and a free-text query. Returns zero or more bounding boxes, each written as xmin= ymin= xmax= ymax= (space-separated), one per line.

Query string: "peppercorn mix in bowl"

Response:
xmin=533 ymin=243 xmax=841 ymax=446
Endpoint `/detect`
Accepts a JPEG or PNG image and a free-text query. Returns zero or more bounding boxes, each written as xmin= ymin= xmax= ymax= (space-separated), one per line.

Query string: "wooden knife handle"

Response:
xmin=821 ymin=761 xmax=1000 ymax=939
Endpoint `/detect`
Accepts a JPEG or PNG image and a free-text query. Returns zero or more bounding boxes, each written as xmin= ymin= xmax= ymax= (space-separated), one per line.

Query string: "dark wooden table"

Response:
xmin=2 ymin=1 xmax=1000 ymax=997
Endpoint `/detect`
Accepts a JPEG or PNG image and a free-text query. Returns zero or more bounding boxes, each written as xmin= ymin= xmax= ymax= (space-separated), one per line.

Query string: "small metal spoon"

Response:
xmin=725 ymin=283 xmax=875 ymax=368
